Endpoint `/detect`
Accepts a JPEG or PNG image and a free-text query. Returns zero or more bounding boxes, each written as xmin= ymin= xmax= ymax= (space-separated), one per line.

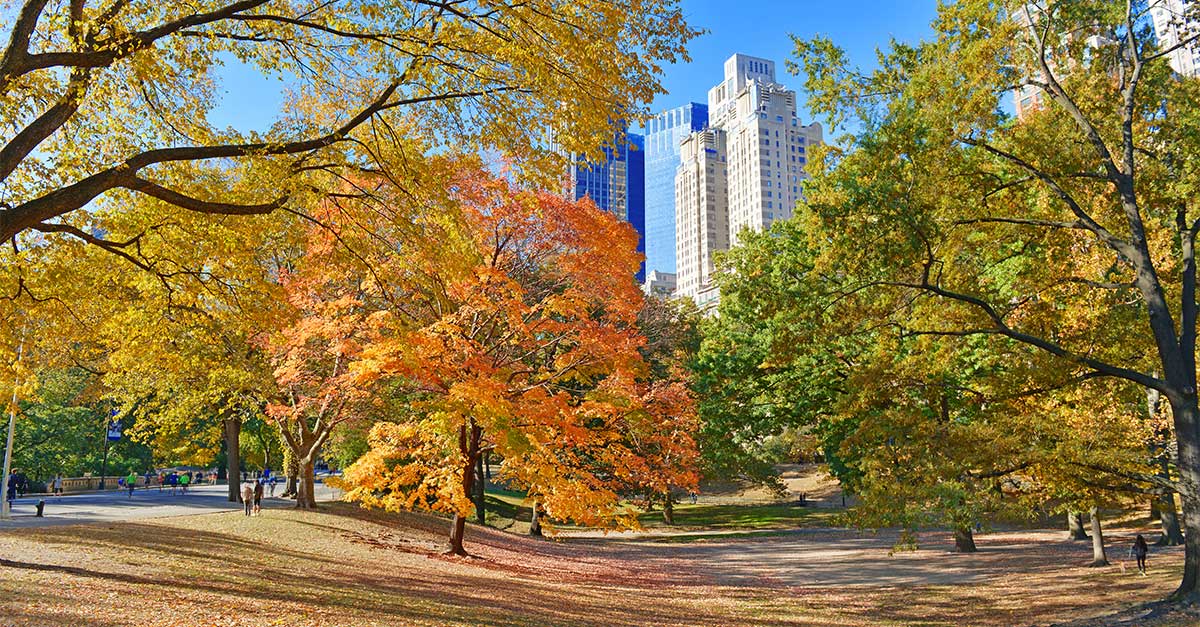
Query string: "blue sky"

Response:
xmin=646 ymin=0 xmax=939 ymax=131
xmin=208 ymin=1 xmax=941 ymax=135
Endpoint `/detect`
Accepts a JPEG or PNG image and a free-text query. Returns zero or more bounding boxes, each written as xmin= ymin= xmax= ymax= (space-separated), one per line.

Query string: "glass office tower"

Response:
xmin=643 ymin=103 xmax=708 ymax=275
xmin=572 ymin=130 xmax=647 ymax=281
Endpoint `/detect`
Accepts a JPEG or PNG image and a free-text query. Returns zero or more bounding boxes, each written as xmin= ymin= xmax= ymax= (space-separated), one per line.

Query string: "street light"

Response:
xmin=1 ymin=328 xmax=27 ymax=520
xmin=98 ymin=410 xmax=121 ymax=490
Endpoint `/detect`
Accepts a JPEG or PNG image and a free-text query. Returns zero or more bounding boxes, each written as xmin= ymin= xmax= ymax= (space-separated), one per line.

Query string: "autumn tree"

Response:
xmin=260 ymin=206 xmax=387 ymax=509
xmin=790 ymin=0 xmax=1200 ymax=598
xmin=341 ymin=166 xmax=698 ymax=555
xmin=0 ymin=0 xmax=697 ymax=251
xmin=12 ymin=186 xmax=297 ymax=500
xmin=696 ymin=219 xmax=1058 ymax=552
xmin=632 ymin=296 xmax=702 ymax=522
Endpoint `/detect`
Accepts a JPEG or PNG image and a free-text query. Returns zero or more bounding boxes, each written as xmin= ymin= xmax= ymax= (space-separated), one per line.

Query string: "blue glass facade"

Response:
xmin=643 ymin=103 xmax=708 ymax=275
xmin=572 ymin=130 xmax=647 ymax=281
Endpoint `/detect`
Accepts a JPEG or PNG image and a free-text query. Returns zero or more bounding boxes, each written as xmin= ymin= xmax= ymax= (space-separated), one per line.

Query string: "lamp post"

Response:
xmin=98 ymin=410 xmax=120 ymax=490
xmin=1 ymin=328 xmax=27 ymax=520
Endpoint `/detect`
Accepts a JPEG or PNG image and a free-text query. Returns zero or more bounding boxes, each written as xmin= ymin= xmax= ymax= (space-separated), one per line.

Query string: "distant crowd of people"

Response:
xmin=4 ymin=467 xmax=282 ymax=503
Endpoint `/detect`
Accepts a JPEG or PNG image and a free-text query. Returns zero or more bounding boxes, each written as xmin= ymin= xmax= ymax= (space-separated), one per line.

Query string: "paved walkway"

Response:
xmin=567 ymin=526 xmax=1184 ymax=588
xmin=0 ymin=482 xmax=342 ymax=528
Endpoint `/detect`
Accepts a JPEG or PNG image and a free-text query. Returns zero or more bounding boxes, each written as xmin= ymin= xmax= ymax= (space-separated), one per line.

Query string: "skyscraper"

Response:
xmin=709 ymin=54 xmax=822 ymax=246
xmin=571 ymin=130 xmax=647 ymax=281
xmin=1011 ymin=5 xmax=1120 ymax=118
xmin=1151 ymin=0 xmax=1200 ymax=78
xmin=675 ymin=128 xmax=728 ymax=307
xmin=644 ymin=103 xmax=708 ymax=276
xmin=674 ymin=54 xmax=822 ymax=306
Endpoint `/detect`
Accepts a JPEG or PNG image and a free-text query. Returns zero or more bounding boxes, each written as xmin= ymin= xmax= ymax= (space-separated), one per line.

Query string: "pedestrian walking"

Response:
xmin=178 ymin=472 xmax=190 ymax=495
xmin=253 ymin=479 xmax=264 ymax=516
xmin=168 ymin=472 xmax=178 ymax=495
xmin=1133 ymin=534 xmax=1150 ymax=575
xmin=241 ymin=481 xmax=254 ymax=516
xmin=269 ymin=476 xmax=277 ymax=498
xmin=52 ymin=475 xmax=62 ymax=497
xmin=126 ymin=471 xmax=137 ymax=498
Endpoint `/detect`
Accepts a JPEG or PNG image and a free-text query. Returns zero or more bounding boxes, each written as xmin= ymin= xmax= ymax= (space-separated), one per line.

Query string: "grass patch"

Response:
xmin=484 ymin=487 xmax=839 ymax=534
xmin=638 ymin=501 xmax=840 ymax=530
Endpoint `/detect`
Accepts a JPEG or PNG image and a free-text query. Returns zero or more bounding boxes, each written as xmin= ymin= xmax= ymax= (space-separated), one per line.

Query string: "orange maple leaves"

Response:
xmin=333 ymin=163 xmax=698 ymax=542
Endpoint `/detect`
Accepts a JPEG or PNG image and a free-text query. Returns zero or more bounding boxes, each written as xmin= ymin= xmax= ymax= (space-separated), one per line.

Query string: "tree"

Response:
xmin=12 ymin=368 xmax=153 ymax=481
xmin=692 ymin=218 xmax=867 ymax=491
xmin=0 ymin=0 xmax=698 ymax=249
xmin=342 ymin=166 xmax=697 ymax=554
xmin=261 ymin=207 xmax=385 ymax=509
xmin=634 ymin=294 xmax=702 ymax=521
xmin=791 ymin=0 xmax=1200 ymax=598
xmin=105 ymin=308 xmax=275 ymax=501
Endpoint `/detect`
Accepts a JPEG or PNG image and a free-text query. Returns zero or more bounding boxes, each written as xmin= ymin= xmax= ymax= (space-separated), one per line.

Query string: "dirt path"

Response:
xmin=576 ymin=527 xmax=1184 ymax=589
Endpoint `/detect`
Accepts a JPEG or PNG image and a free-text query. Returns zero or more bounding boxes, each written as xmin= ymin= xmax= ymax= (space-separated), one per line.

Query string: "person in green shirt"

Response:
xmin=178 ymin=472 xmax=190 ymax=495
xmin=126 ymin=471 xmax=137 ymax=499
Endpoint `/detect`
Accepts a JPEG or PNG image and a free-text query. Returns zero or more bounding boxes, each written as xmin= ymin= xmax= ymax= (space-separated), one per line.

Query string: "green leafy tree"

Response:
xmin=790 ymin=0 xmax=1200 ymax=598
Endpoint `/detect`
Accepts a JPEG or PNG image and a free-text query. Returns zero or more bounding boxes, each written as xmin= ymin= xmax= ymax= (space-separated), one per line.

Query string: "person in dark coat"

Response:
xmin=253 ymin=479 xmax=264 ymax=515
xmin=1133 ymin=534 xmax=1150 ymax=575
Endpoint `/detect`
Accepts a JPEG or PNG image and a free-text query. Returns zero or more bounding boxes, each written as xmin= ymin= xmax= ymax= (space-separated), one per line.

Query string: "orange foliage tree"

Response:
xmin=341 ymin=167 xmax=698 ymax=554
xmin=260 ymin=210 xmax=384 ymax=510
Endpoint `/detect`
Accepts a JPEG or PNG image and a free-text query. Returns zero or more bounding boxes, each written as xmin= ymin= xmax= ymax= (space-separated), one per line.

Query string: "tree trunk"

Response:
xmin=662 ymin=491 xmax=675 ymax=525
xmin=1067 ymin=511 xmax=1089 ymax=541
xmin=1152 ymin=498 xmax=1162 ymax=521
xmin=447 ymin=422 xmax=481 ymax=556
xmin=529 ymin=501 xmax=543 ymax=537
xmin=474 ymin=453 xmax=486 ymax=525
xmin=954 ymin=527 xmax=978 ymax=553
xmin=255 ymin=424 xmax=271 ymax=474
xmin=280 ymin=436 xmax=298 ymax=497
xmin=294 ymin=457 xmax=317 ymax=509
xmin=449 ymin=513 xmax=468 ymax=555
xmin=1089 ymin=507 xmax=1109 ymax=567
xmin=224 ymin=418 xmax=241 ymax=503
xmin=1159 ymin=492 xmax=1186 ymax=546
xmin=1165 ymin=399 xmax=1200 ymax=599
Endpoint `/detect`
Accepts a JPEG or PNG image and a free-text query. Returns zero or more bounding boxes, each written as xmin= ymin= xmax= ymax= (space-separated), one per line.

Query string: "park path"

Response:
xmin=566 ymin=527 xmax=1185 ymax=589
xmin=0 ymin=482 xmax=342 ymax=528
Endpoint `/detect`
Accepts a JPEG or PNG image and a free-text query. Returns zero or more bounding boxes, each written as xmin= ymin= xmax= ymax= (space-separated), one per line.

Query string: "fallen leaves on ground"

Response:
xmin=0 ymin=503 xmax=1184 ymax=627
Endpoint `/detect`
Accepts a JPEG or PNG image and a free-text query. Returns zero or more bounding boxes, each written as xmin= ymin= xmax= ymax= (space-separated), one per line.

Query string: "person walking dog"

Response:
xmin=1132 ymin=534 xmax=1150 ymax=575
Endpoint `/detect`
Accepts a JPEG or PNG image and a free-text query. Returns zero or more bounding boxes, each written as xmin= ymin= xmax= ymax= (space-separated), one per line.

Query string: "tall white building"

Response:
xmin=1151 ymin=0 xmax=1200 ymax=78
xmin=674 ymin=128 xmax=728 ymax=307
xmin=674 ymin=54 xmax=822 ymax=306
xmin=642 ymin=270 xmax=678 ymax=299
xmin=1012 ymin=4 xmax=1184 ymax=118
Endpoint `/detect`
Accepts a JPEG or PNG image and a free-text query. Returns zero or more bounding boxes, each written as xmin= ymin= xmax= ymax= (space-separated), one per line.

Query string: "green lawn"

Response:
xmin=482 ymin=487 xmax=840 ymax=534
xmin=638 ymin=501 xmax=840 ymax=530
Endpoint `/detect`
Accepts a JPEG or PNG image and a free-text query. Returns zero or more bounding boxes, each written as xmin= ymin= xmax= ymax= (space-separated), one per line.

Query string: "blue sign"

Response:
xmin=106 ymin=419 xmax=122 ymax=441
